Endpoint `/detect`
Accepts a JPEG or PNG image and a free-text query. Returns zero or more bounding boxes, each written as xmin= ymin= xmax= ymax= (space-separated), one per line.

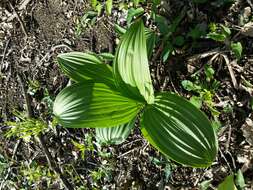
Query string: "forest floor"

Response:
xmin=0 ymin=0 xmax=253 ymax=189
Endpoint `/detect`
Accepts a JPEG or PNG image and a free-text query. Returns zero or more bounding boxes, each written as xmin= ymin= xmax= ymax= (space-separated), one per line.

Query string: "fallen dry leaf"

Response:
xmin=241 ymin=114 xmax=253 ymax=146
xmin=240 ymin=22 xmax=253 ymax=37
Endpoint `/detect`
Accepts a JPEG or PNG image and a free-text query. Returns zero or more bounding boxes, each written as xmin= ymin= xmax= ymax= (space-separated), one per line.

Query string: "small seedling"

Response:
xmin=182 ymin=64 xmax=221 ymax=117
xmin=5 ymin=112 xmax=47 ymax=140
xmin=75 ymin=11 xmax=98 ymax=37
xmin=20 ymin=161 xmax=57 ymax=187
xmin=72 ymin=133 xmax=95 ymax=159
xmin=90 ymin=0 xmax=113 ymax=15
xmin=207 ymin=23 xmax=243 ymax=59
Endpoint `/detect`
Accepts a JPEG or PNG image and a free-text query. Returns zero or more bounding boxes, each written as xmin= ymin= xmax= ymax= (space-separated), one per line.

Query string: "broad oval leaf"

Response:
xmin=95 ymin=117 xmax=136 ymax=145
xmin=53 ymin=82 xmax=142 ymax=128
xmin=141 ymin=92 xmax=218 ymax=167
xmin=57 ymin=52 xmax=115 ymax=87
xmin=114 ymin=20 xmax=154 ymax=104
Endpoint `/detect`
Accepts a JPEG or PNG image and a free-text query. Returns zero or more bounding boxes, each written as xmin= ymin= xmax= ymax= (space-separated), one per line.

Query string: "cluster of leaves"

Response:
xmin=75 ymin=11 xmax=98 ymax=37
xmin=53 ymin=18 xmax=218 ymax=168
xmin=152 ymin=8 xmax=185 ymax=62
xmin=20 ymin=162 xmax=57 ymax=187
xmin=5 ymin=113 xmax=47 ymax=140
xmin=207 ymin=23 xmax=243 ymax=59
xmin=182 ymin=64 xmax=220 ymax=118
xmin=0 ymin=157 xmax=58 ymax=189
xmin=90 ymin=0 xmax=147 ymax=15
xmin=72 ymin=133 xmax=95 ymax=160
xmin=0 ymin=154 xmax=8 ymax=178
xmin=90 ymin=0 xmax=112 ymax=15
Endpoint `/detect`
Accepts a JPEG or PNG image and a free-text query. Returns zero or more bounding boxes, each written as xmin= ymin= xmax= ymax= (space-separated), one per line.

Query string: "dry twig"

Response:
xmin=17 ymin=73 xmax=74 ymax=190
xmin=0 ymin=139 xmax=22 ymax=190
xmin=1 ymin=39 xmax=10 ymax=67
xmin=8 ymin=2 xmax=28 ymax=38
xmin=221 ymin=54 xmax=239 ymax=89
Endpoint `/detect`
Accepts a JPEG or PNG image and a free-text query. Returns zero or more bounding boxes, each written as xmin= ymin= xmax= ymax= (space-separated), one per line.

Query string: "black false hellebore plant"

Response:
xmin=53 ymin=20 xmax=218 ymax=167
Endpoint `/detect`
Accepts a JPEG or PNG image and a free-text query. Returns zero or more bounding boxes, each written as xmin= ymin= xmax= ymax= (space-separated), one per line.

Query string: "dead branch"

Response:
xmin=17 ymin=72 xmax=74 ymax=190
xmin=8 ymin=2 xmax=28 ymax=38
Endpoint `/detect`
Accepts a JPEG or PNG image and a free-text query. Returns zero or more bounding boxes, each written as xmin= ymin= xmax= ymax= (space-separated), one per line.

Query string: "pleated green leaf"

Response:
xmin=141 ymin=92 xmax=218 ymax=167
xmin=114 ymin=24 xmax=157 ymax=58
xmin=57 ymin=52 xmax=115 ymax=87
xmin=145 ymin=29 xmax=157 ymax=58
xmin=95 ymin=117 xmax=136 ymax=145
xmin=114 ymin=20 xmax=154 ymax=104
xmin=53 ymin=82 xmax=142 ymax=128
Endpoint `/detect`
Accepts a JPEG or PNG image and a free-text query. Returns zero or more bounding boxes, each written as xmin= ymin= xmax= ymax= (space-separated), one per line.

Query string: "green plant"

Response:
xmin=199 ymin=169 xmax=245 ymax=190
xmin=5 ymin=112 xmax=48 ymax=140
xmin=153 ymin=11 xmax=185 ymax=62
xmin=207 ymin=23 xmax=243 ymax=59
xmin=53 ymin=19 xmax=218 ymax=167
xmin=182 ymin=64 xmax=221 ymax=119
xmin=90 ymin=0 xmax=146 ymax=15
xmin=0 ymin=154 xmax=8 ymax=177
xmin=217 ymin=170 xmax=245 ymax=190
xmin=72 ymin=133 xmax=95 ymax=159
xmin=20 ymin=161 xmax=57 ymax=187
xmin=90 ymin=165 xmax=112 ymax=184
xmin=90 ymin=0 xmax=122 ymax=15
xmin=27 ymin=79 xmax=40 ymax=96
xmin=75 ymin=11 xmax=98 ymax=37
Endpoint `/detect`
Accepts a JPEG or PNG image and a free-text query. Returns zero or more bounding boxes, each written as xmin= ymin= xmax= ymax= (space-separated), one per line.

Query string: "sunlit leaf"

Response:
xmin=231 ymin=42 xmax=242 ymax=60
xmin=53 ymin=82 xmax=143 ymax=128
xmin=57 ymin=52 xmax=115 ymax=87
xmin=91 ymin=0 xmax=97 ymax=9
xmin=114 ymin=20 xmax=154 ymax=104
xmin=199 ymin=179 xmax=212 ymax=190
xmin=114 ymin=24 xmax=157 ymax=58
xmin=96 ymin=117 xmax=136 ymax=145
xmin=141 ymin=92 xmax=218 ymax=167
xmin=127 ymin=8 xmax=144 ymax=26
xmin=105 ymin=0 xmax=113 ymax=15
xmin=207 ymin=33 xmax=227 ymax=42
xmin=235 ymin=169 xmax=245 ymax=190
xmin=99 ymin=52 xmax=115 ymax=61
xmin=190 ymin=96 xmax=202 ymax=109
xmin=218 ymin=174 xmax=237 ymax=190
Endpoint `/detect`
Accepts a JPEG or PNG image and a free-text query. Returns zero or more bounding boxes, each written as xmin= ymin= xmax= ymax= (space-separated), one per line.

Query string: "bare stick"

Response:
xmin=187 ymin=49 xmax=221 ymax=63
xmin=0 ymin=139 xmax=22 ymax=190
xmin=225 ymin=125 xmax=232 ymax=153
xmin=221 ymin=54 xmax=239 ymax=89
xmin=8 ymin=2 xmax=28 ymax=38
xmin=17 ymin=73 xmax=33 ymax=118
xmin=17 ymin=73 xmax=74 ymax=190
xmin=37 ymin=134 xmax=74 ymax=190
xmin=1 ymin=39 xmax=10 ymax=66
